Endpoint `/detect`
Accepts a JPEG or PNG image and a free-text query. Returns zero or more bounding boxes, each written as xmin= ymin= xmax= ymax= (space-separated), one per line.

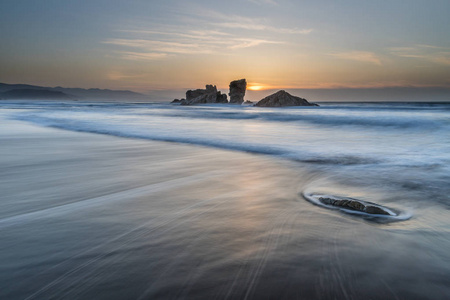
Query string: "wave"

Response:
xmin=293 ymin=156 xmax=381 ymax=166
xmin=5 ymin=102 xmax=449 ymax=172
xmin=12 ymin=114 xmax=286 ymax=156
xmin=3 ymin=101 xmax=449 ymax=131
xmin=12 ymin=113 xmax=383 ymax=166
xmin=153 ymin=106 xmax=449 ymax=131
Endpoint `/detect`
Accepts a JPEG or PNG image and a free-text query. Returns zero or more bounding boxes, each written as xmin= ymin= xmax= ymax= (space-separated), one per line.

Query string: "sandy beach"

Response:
xmin=1 ymin=116 xmax=449 ymax=299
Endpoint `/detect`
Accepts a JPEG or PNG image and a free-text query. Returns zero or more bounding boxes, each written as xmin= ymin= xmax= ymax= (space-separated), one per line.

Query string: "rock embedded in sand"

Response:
xmin=229 ymin=79 xmax=247 ymax=104
xmin=181 ymin=85 xmax=228 ymax=105
xmin=318 ymin=197 xmax=391 ymax=215
xmin=255 ymin=90 xmax=318 ymax=107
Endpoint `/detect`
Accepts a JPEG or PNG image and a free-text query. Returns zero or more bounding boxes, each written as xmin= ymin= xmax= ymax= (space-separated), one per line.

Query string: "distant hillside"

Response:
xmin=0 ymin=89 xmax=74 ymax=100
xmin=0 ymin=83 xmax=149 ymax=101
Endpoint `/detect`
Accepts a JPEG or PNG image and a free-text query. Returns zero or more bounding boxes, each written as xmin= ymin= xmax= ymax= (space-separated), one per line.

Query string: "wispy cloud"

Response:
xmin=211 ymin=13 xmax=312 ymax=35
xmin=105 ymin=36 xmax=282 ymax=52
xmin=329 ymin=51 xmax=382 ymax=65
xmin=118 ymin=52 xmax=170 ymax=61
xmin=103 ymin=33 xmax=283 ymax=60
xmin=218 ymin=21 xmax=312 ymax=34
xmin=105 ymin=23 xmax=292 ymax=60
xmin=248 ymin=0 xmax=278 ymax=5
xmin=107 ymin=71 xmax=147 ymax=81
xmin=431 ymin=54 xmax=450 ymax=65
xmin=104 ymin=7 xmax=312 ymax=61
xmin=389 ymin=45 xmax=450 ymax=66
xmin=104 ymin=39 xmax=216 ymax=55
xmin=119 ymin=29 xmax=232 ymax=40
xmin=228 ymin=38 xmax=282 ymax=49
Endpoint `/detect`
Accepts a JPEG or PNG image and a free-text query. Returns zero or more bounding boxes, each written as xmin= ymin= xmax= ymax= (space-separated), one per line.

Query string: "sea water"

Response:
xmin=0 ymin=101 xmax=449 ymax=299
xmin=4 ymin=101 xmax=449 ymax=203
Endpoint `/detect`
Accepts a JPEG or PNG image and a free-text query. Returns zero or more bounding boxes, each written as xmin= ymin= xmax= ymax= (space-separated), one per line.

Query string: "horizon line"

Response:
xmin=2 ymin=81 xmax=450 ymax=94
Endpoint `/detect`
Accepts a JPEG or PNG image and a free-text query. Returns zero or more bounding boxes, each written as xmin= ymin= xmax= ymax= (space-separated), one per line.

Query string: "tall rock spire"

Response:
xmin=229 ymin=79 xmax=246 ymax=104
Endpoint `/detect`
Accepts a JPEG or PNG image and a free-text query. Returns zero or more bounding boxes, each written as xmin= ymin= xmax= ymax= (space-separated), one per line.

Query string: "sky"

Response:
xmin=1 ymin=0 xmax=450 ymax=99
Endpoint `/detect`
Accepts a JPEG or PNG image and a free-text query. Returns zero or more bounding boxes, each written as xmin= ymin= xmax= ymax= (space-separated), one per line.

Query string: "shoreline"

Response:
xmin=1 ymin=116 xmax=449 ymax=299
xmin=0 ymin=117 xmax=312 ymax=220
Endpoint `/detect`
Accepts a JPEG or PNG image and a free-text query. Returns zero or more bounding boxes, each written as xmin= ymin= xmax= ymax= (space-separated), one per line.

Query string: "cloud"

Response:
xmin=104 ymin=8 xmax=312 ymax=61
xmin=218 ymin=21 xmax=312 ymax=34
xmin=119 ymin=29 xmax=232 ymax=40
xmin=389 ymin=45 xmax=450 ymax=66
xmin=105 ymin=36 xmax=281 ymax=53
xmin=212 ymin=14 xmax=312 ymax=35
xmin=107 ymin=71 xmax=147 ymax=80
xmin=104 ymin=39 xmax=215 ymax=55
xmin=104 ymin=25 xmax=287 ymax=60
xmin=118 ymin=52 xmax=169 ymax=61
xmin=248 ymin=0 xmax=278 ymax=5
xmin=278 ymin=28 xmax=313 ymax=35
xmin=228 ymin=38 xmax=283 ymax=49
xmin=430 ymin=54 xmax=450 ymax=65
xmin=329 ymin=51 xmax=382 ymax=65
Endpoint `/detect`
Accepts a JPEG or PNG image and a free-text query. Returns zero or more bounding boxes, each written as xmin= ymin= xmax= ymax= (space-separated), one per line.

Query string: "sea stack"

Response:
xmin=255 ymin=90 xmax=318 ymax=107
xmin=229 ymin=79 xmax=246 ymax=104
xmin=181 ymin=85 xmax=228 ymax=105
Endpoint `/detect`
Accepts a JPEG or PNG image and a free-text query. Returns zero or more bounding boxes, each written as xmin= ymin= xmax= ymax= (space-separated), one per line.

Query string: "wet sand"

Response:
xmin=0 ymin=119 xmax=449 ymax=299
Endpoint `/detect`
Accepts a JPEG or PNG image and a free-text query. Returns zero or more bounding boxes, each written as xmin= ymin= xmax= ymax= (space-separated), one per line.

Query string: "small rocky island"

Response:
xmin=255 ymin=90 xmax=318 ymax=107
xmin=172 ymin=79 xmax=318 ymax=107
xmin=176 ymin=85 xmax=227 ymax=105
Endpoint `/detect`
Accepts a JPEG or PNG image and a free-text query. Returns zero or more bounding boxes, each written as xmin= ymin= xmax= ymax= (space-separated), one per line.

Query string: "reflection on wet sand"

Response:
xmin=0 ymin=119 xmax=449 ymax=299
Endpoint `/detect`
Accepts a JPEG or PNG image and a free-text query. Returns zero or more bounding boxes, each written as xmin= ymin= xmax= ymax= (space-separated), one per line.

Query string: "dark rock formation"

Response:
xmin=229 ymin=79 xmax=246 ymax=104
xmin=302 ymin=192 xmax=408 ymax=223
xmin=217 ymin=93 xmax=228 ymax=103
xmin=186 ymin=85 xmax=216 ymax=101
xmin=318 ymin=196 xmax=392 ymax=215
xmin=181 ymin=85 xmax=227 ymax=105
xmin=255 ymin=90 xmax=318 ymax=107
xmin=243 ymin=100 xmax=254 ymax=105
xmin=171 ymin=98 xmax=184 ymax=104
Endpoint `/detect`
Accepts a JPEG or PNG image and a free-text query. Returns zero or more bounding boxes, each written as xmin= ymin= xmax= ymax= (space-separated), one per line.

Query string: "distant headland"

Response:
xmin=172 ymin=79 xmax=318 ymax=107
xmin=0 ymin=83 xmax=148 ymax=101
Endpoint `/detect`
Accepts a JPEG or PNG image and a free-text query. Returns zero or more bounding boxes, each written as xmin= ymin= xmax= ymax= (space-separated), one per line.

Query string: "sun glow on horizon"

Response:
xmin=247 ymin=84 xmax=270 ymax=91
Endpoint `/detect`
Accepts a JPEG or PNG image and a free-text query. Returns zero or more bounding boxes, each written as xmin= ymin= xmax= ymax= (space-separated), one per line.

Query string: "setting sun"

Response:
xmin=247 ymin=84 xmax=269 ymax=91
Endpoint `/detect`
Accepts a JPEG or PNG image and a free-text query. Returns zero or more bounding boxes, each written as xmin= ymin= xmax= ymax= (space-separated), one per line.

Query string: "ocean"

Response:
xmin=0 ymin=100 xmax=449 ymax=299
